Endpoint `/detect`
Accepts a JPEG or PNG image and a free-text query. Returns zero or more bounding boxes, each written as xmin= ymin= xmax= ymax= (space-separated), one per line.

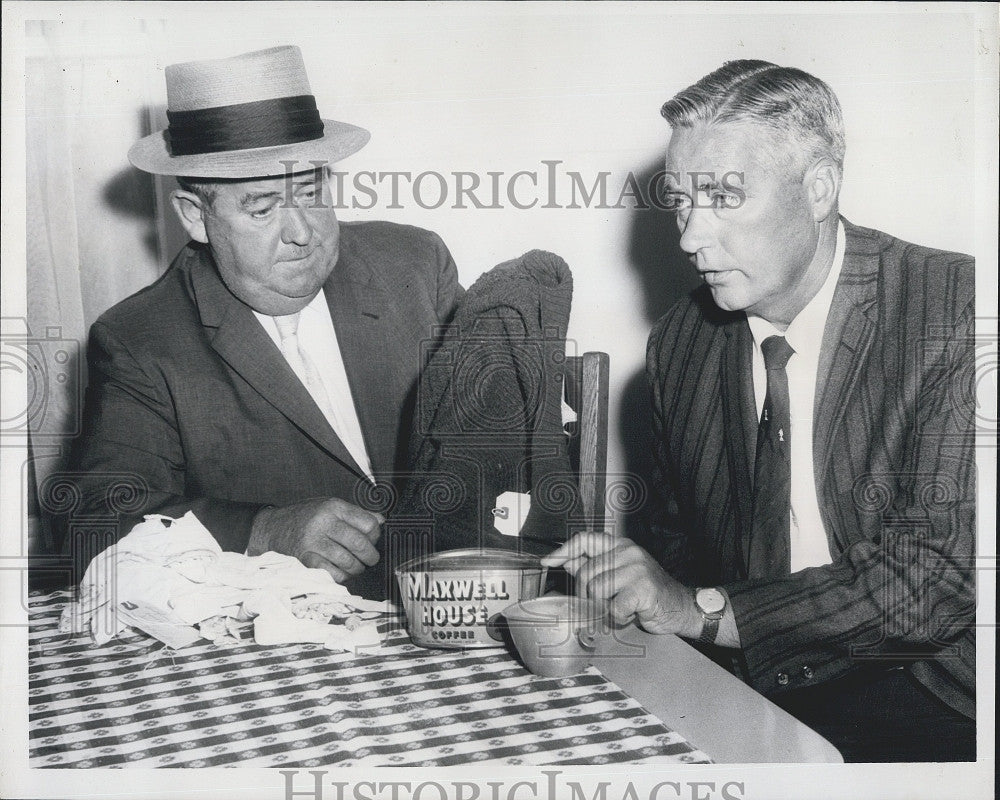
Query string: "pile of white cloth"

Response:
xmin=59 ymin=511 xmax=386 ymax=653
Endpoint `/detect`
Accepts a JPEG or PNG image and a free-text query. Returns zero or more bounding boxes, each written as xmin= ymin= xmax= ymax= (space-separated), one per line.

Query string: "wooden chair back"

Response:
xmin=563 ymin=351 xmax=610 ymax=530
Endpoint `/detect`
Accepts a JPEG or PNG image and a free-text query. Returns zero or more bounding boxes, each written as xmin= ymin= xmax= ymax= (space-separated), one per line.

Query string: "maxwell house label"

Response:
xmin=406 ymin=574 xmax=510 ymax=603
xmin=405 ymin=574 xmax=512 ymax=642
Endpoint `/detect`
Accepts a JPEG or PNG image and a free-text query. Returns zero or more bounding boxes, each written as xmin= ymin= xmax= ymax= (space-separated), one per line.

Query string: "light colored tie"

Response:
xmin=272 ymin=312 xmax=375 ymax=481
xmin=273 ymin=312 xmax=336 ymax=418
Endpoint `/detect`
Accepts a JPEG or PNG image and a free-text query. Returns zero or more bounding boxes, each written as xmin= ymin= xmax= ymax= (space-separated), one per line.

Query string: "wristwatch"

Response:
xmin=693 ymin=587 xmax=726 ymax=645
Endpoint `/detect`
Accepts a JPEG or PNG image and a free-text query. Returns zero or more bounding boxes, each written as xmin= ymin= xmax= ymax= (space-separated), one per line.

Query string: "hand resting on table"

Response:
xmin=248 ymin=498 xmax=384 ymax=584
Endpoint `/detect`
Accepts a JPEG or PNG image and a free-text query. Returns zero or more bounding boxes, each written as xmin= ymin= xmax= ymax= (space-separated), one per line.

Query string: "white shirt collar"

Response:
xmin=299 ymin=289 xmax=329 ymax=318
xmin=253 ymin=289 xmax=328 ymax=338
xmin=747 ymin=220 xmax=846 ymax=357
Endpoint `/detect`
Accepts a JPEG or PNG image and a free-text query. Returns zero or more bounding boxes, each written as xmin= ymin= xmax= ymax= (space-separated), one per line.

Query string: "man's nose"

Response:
xmin=280 ymin=206 xmax=312 ymax=246
xmin=677 ymin=207 xmax=713 ymax=254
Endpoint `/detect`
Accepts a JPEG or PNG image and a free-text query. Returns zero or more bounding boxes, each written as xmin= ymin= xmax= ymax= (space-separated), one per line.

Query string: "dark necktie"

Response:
xmin=748 ymin=335 xmax=795 ymax=578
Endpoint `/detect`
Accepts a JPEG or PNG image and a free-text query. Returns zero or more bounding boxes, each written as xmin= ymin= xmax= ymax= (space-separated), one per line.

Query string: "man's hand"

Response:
xmin=248 ymin=498 xmax=384 ymax=583
xmin=541 ymin=532 xmax=702 ymax=638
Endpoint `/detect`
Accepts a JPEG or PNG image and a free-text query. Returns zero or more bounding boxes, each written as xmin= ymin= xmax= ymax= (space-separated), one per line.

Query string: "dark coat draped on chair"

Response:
xmin=347 ymin=250 xmax=578 ymax=600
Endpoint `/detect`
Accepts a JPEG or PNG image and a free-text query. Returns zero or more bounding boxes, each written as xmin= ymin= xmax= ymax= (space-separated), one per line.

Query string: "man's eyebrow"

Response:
xmin=238 ymin=190 xmax=283 ymax=208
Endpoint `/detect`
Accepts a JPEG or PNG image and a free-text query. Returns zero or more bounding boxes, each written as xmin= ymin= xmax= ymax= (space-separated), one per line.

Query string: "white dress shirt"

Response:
xmin=746 ymin=221 xmax=845 ymax=572
xmin=254 ymin=291 xmax=375 ymax=482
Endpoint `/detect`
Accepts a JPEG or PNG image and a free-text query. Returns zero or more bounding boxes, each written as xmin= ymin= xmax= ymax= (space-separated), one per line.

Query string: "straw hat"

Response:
xmin=128 ymin=45 xmax=370 ymax=178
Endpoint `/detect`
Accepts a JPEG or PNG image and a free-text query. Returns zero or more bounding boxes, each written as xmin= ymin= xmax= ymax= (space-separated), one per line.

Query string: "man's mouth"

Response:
xmin=699 ymin=269 xmax=734 ymax=285
xmin=282 ymin=246 xmax=317 ymax=262
xmin=688 ymin=254 xmax=732 ymax=277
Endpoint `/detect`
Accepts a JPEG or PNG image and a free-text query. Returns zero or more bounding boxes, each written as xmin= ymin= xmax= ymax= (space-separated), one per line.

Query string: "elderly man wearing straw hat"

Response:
xmin=69 ymin=46 xmax=463 ymax=592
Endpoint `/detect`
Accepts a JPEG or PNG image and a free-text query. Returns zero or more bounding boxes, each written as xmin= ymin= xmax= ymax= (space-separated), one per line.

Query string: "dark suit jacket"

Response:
xmin=646 ymin=219 xmax=975 ymax=719
xmin=70 ymin=221 xmax=463 ymax=556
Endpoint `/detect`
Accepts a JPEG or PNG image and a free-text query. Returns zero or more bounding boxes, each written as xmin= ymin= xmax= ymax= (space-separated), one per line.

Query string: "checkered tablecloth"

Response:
xmin=28 ymin=590 xmax=711 ymax=767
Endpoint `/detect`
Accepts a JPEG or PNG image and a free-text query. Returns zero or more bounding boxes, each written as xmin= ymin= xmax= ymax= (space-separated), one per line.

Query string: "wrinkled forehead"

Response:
xmin=664 ymin=122 xmax=774 ymax=190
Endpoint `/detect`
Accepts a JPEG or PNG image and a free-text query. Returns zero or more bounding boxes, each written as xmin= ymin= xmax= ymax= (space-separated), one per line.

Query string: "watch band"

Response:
xmin=697 ymin=614 xmax=721 ymax=645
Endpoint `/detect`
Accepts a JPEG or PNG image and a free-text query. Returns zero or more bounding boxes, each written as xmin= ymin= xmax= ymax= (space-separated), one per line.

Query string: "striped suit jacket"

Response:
xmin=646 ymin=218 xmax=975 ymax=719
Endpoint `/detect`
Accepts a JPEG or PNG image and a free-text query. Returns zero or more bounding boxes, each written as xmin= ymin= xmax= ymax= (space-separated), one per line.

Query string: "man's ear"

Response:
xmin=803 ymin=158 xmax=841 ymax=223
xmin=170 ymin=189 xmax=209 ymax=244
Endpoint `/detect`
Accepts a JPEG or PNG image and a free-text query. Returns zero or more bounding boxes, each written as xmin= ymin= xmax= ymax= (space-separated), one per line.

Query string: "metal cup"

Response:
xmin=502 ymin=595 xmax=606 ymax=677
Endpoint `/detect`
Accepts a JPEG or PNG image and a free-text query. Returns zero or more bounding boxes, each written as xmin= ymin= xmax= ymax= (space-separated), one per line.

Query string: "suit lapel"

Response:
xmin=325 ymin=247 xmax=407 ymax=476
xmin=721 ymin=317 xmax=757 ymax=578
xmin=814 ymin=219 xmax=880 ymax=495
xmin=189 ymin=248 xmax=365 ymax=478
xmin=705 ymin=219 xmax=878 ymax=573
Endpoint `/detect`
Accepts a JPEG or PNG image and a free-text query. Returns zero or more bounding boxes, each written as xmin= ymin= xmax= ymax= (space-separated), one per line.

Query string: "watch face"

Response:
xmin=696 ymin=588 xmax=726 ymax=614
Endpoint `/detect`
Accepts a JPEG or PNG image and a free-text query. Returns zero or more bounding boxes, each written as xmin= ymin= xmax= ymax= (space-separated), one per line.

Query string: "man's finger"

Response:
xmin=574 ymin=553 xmax=614 ymax=599
xmin=355 ymin=510 xmax=386 ymax=542
xmin=558 ymin=554 xmax=589 ymax=577
xmin=573 ymin=544 xmax=646 ymax=598
xmin=324 ymin=524 xmax=381 ymax=567
xmin=541 ymin=531 xmax=617 ymax=567
xmin=609 ymin=589 xmax=642 ymax=626
xmin=540 ymin=540 xmax=576 ymax=567
xmin=308 ymin=537 xmax=370 ymax=575
xmin=366 ymin=511 xmax=386 ymax=540
xmin=326 ymin=499 xmax=383 ymax=540
xmin=576 ymin=555 xmax=627 ymax=601
xmin=300 ymin=550 xmax=350 ymax=584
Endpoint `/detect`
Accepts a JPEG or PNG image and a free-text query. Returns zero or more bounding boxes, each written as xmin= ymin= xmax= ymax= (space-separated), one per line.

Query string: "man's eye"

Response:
xmin=712 ymin=192 xmax=741 ymax=210
xmin=662 ymin=193 xmax=691 ymax=213
xmin=250 ymin=205 xmax=276 ymax=219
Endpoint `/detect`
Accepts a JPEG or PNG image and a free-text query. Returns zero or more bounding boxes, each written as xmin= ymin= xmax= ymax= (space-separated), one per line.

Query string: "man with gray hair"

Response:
xmin=545 ymin=60 xmax=975 ymax=761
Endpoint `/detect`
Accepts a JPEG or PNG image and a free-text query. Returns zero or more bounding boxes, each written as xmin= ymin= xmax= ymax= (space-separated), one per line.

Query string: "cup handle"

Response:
xmin=576 ymin=630 xmax=597 ymax=651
